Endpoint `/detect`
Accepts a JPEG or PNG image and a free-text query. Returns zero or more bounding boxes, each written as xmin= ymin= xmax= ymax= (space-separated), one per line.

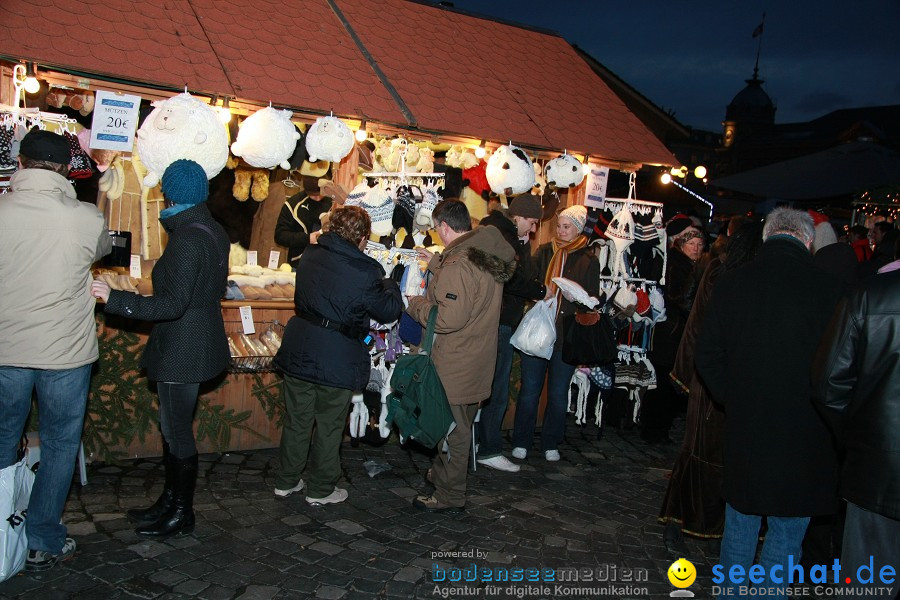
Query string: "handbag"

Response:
xmin=0 ymin=454 xmax=36 ymax=582
xmin=561 ymin=310 xmax=617 ymax=366
xmin=387 ymin=305 xmax=455 ymax=448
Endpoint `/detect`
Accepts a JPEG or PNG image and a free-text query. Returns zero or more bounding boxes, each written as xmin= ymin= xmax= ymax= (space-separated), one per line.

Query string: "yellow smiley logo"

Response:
xmin=667 ymin=558 xmax=696 ymax=588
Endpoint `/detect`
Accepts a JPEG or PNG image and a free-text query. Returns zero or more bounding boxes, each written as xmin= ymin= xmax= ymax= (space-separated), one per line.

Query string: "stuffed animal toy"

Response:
xmin=98 ymin=157 xmax=126 ymax=201
xmin=414 ymin=146 xmax=435 ymax=173
xmin=486 ymin=144 xmax=534 ymax=196
xmin=136 ymin=92 xmax=228 ymax=187
xmin=444 ymin=145 xmax=478 ymax=170
xmin=231 ymin=106 xmax=301 ymax=170
xmin=305 ymin=115 xmax=354 ymax=163
xmin=463 ymin=160 xmax=492 ymax=200
xmin=605 ymin=206 xmax=635 ymax=282
xmin=532 ymin=161 xmax=546 ymax=196
xmin=227 ymin=154 xmax=270 ymax=202
xmin=545 ymin=153 xmax=585 ymax=189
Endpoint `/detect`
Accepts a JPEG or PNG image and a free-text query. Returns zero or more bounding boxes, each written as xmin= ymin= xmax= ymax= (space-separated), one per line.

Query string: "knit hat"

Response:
xmin=665 ymin=214 xmax=693 ymax=237
xmin=507 ymin=194 xmax=542 ymax=219
xmin=20 ymin=129 xmax=71 ymax=164
xmin=161 ymin=159 xmax=208 ymax=206
xmin=559 ymin=204 xmax=587 ymax=233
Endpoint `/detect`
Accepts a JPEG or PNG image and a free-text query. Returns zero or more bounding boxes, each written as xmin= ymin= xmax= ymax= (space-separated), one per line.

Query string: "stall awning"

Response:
xmin=0 ymin=0 xmax=673 ymax=167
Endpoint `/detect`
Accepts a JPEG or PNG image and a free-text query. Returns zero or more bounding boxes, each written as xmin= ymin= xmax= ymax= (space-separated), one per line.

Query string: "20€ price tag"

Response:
xmin=239 ymin=306 xmax=255 ymax=334
xmin=130 ymin=254 xmax=142 ymax=278
xmin=268 ymin=250 xmax=280 ymax=269
xmin=246 ymin=251 xmax=258 ymax=266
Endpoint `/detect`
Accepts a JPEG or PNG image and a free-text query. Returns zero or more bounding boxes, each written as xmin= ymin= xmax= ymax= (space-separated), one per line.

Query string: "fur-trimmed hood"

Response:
xmin=443 ymin=225 xmax=516 ymax=283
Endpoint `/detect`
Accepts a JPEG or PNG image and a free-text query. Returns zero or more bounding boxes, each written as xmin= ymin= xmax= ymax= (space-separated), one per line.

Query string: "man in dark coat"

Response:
xmin=812 ymin=263 xmax=900 ymax=599
xmin=695 ymin=207 xmax=844 ymax=600
xmin=274 ymin=189 xmax=333 ymax=267
xmin=476 ymin=195 xmax=545 ymax=472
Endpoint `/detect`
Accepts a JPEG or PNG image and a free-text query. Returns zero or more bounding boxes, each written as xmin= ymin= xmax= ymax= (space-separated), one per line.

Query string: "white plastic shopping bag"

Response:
xmin=0 ymin=455 xmax=35 ymax=582
xmin=510 ymin=296 xmax=557 ymax=359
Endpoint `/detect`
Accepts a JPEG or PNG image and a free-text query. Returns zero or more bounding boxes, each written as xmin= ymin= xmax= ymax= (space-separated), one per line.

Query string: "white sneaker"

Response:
xmin=477 ymin=455 xmax=521 ymax=472
xmin=274 ymin=479 xmax=304 ymax=497
xmin=544 ymin=450 xmax=561 ymax=462
xmin=306 ymin=487 xmax=349 ymax=505
xmin=511 ymin=447 xmax=527 ymax=460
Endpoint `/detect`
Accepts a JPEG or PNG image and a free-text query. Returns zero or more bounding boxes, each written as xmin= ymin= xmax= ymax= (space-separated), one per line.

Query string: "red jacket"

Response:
xmin=851 ymin=238 xmax=873 ymax=262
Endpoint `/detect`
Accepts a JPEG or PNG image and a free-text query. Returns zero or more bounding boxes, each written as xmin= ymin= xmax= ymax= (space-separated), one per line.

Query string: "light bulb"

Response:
xmin=474 ymin=144 xmax=486 ymax=159
xmin=582 ymin=161 xmax=591 ymax=176
xmin=661 ymin=173 xmax=672 ymax=185
xmin=218 ymin=98 xmax=231 ymax=123
xmin=694 ymin=165 xmax=708 ymax=179
xmin=355 ymin=128 xmax=367 ymax=142
xmin=23 ymin=62 xmax=39 ymax=94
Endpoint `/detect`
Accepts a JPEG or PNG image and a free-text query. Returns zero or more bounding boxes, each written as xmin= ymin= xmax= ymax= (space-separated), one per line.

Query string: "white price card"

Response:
xmin=89 ymin=90 xmax=141 ymax=152
xmin=246 ymin=251 xmax=258 ymax=266
xmin=268 ymin=250 xmax=280 ymax=270
xmin=584 ymin=166 xmax=610 ymax=209
xmin=239 ymin=306 xmax=256 ymax=334
xmin=129 ymin=254 xmax=142 ymax=278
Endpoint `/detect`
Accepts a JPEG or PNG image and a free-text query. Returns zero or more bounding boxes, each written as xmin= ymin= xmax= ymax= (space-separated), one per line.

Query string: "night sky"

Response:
xmin=431 ymin=0 xmax=900 ymax=132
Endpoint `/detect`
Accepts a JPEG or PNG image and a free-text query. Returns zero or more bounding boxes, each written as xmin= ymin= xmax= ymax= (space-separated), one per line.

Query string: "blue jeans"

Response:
xmin=478 ymin=325 xmax=514 ymax=459
xmin=157 ymin=382 xmax=200 ymax=459
xmin=0 ymin=365 xmax=92 ymax=554
xmin=718 ymin=503 xmax=810 ymax=600
xmin=511 ymin=347 xmax=576 ymax=453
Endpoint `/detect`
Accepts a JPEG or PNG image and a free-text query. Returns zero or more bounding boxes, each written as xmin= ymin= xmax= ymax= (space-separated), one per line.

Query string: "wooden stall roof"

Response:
xmin=0 ymin=0 xmax=674 ymax=167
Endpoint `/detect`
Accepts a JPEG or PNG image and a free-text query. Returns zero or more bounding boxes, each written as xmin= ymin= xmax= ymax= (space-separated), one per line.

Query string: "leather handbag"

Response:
xmin=561 ymin=310 xmax=617 ymax=366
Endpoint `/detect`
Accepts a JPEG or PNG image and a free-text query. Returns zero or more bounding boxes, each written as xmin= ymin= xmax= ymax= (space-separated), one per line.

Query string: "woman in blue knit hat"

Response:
xmin=92 ymin=159 xmax=230 ymax=539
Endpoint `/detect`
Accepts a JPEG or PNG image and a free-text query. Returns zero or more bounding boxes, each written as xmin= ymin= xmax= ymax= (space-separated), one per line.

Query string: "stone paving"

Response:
xmin=0 ymin=416 xmax=820 ymax=600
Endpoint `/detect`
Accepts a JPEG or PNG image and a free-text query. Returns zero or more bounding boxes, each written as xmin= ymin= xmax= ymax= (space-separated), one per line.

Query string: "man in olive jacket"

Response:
xmin=407 ymin=200 xmax=515 ymax=512
xmin=695 ymin=207 xmax=843 ymax=599
xmin=812 ymin=263 xmax=900 ymax=598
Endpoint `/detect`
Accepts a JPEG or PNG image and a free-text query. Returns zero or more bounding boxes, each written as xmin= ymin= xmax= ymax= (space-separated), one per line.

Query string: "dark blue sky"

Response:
xmin=434 ymin=1 xmax=900 ymax=131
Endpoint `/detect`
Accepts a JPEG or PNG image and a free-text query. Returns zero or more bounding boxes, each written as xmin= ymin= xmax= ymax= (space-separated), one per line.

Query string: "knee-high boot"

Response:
xmin=127 ymin=442 xmax=174 ymax=524
xmin=135 ymin=454 xmax=197 ymax=538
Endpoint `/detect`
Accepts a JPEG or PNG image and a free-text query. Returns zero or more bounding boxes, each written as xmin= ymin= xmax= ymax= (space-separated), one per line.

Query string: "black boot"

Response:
xmin=135 ymin=454 xmax=197 ymax=539
xmin=127 ymin=443 xmax=174 ymax=524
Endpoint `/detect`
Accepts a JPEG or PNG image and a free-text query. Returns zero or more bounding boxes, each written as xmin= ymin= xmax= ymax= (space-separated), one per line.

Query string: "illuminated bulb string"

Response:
xmin=669 ymin=179 xmax=714 ymax=221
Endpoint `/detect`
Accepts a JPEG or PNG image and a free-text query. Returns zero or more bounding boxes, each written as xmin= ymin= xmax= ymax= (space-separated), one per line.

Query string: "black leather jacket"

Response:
xmin=812 ymin=269 xmax=900 ymax=520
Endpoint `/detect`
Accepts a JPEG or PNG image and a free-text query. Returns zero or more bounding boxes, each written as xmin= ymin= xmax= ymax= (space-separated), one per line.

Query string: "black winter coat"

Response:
xmin=105 ymin=204 xmax=230 ymax=383
xmin=274 ymin=192 xmax=333 ymax=264
xmin=274 ymin=232 xmax=402 ymax=391
xmin=695 ymin=237 xmax=844 ymax=516
xmin=812 ymin=269 xmax=900 ymax=520
xmin=479 ymin=211 xmax=545 ymax=328
xmin=533 ymin=241 xmax=600 ymax=350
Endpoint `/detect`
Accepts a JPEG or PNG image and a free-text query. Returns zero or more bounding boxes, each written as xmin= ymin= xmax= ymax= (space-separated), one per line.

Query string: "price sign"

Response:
xmin=239 ymin=306 xmax=256 ymax=334
xmin=268 ymin=250 xmax=280 ymax=269
xmin=584 ymin=166 xmax=610 ymax=209
xmin=246 ymin=251 xmax=258 ymax=266
xmin=129 ymin=254 xmax=142 ymax=278
xmin=89 ymin=90 xmax=141 ymax=152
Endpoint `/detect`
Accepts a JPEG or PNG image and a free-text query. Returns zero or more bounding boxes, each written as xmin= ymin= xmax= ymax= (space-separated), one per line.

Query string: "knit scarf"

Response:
xmin=544 ymin=234 xmax=588 ymax=297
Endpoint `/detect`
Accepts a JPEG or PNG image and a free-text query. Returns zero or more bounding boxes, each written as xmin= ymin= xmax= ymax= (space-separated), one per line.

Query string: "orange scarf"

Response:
xmin=544 ymin=234 xmax=588 ymax=297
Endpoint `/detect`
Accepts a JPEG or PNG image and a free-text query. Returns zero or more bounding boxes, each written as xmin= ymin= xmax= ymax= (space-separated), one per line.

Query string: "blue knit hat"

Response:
xmin=161 ymin=159 xmax=208 ymax=206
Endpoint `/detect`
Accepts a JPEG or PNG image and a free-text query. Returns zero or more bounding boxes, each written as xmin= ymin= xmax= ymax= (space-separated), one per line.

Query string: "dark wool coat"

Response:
xmin=812 ymin=269 xmax=900 ymax=521
xmin=533 ymin=241 xmax=601 ymax=350
xmin=479 ymin=211 xmax=546 ymax=328
xmin=274 ymin=232 xmax=402 ymax=391
xmin=105 ymin=204 xmax=230 ymax=383
xmin=695 ymin=236 xmax=844 ymax=517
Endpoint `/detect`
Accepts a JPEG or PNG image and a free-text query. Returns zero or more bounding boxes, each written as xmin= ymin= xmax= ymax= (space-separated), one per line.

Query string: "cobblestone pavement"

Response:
xmin=0 ymin=417 xmax=822 ymax=600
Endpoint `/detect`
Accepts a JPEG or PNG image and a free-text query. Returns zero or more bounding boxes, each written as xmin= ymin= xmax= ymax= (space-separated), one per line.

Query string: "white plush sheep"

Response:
xmin=445 ymin=145 xmax=478 ymax=170
xmin=486 ymin=144 xmax=534 ymax=196
xmin=136 ymin=92 xmax=229 ymax=188
xmin=305 ymin=115 xmax=354 ymax=163
xmin=231 ymin=106 xmax=301 ymax=169
xmin=545 ymin=154 xmax=585 ymax=189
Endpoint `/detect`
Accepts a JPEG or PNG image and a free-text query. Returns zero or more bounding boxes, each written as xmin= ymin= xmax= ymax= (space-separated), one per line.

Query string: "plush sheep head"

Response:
xmin=231 ymin=106 xmax=301 ymax=170
xmin=136 ymin=92 xmax=229 ymax=187
xmin=545 ymin=154 xmax=585 ymax=189
xmin=486 ymin=144 xmax=534 ymax=196
xmin=305 ymin=116 xmax=354 ymax=163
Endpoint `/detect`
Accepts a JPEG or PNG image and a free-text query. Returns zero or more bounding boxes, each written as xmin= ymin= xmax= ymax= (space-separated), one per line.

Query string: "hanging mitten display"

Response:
xmin=64 ymin=131 xmax=94 ymax=179
xmin=0 ymin=124 xmax=17 ymax=173
xmin=349 ymin=393 xmax=368 ymax=439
